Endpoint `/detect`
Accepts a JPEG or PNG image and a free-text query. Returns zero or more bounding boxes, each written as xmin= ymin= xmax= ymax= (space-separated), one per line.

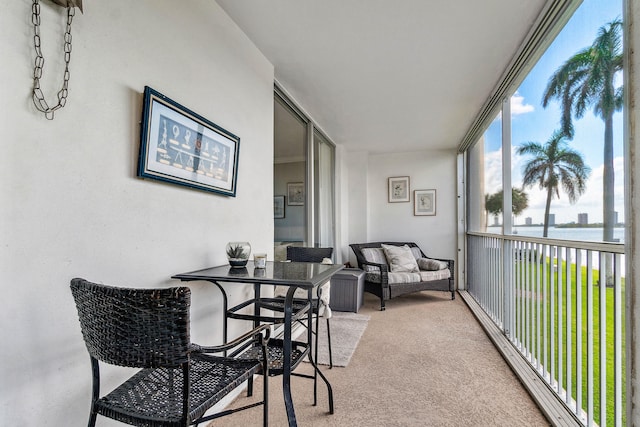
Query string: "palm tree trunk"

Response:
xmin=543 ymin=186 xmax=553 ymax=238
xmin=603 ymin=114 xmax=615 ymax=241
xmin=603 ymin=113 xmax=615 ymax=286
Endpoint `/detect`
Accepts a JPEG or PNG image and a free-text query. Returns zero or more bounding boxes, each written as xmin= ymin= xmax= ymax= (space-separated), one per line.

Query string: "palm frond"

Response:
xmin=518 ymin=130 xmax=589 ymax=205
xmin=542 ymin=19 xmax=623 ymax=136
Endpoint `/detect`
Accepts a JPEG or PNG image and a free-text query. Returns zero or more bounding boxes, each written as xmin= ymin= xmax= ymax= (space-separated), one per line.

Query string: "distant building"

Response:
xmin=578 ymin=213 xmax=588 ymax=225
xmin=615 ymin=211 xmax=619 ymax=224
xmin=548 ymin=214 xmax=555 ymax=226
xmin=525 ymin=217 xmax=532 ymax=226
xmin=493 ymin=215 xmax=499 ymax=226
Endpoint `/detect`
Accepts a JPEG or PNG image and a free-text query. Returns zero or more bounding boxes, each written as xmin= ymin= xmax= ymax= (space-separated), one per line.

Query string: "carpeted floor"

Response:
xmin=208 ymin=291 xmax=550 ymax=426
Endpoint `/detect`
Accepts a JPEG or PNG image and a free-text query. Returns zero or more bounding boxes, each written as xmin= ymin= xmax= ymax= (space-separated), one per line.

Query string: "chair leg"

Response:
xmin=263 ymin=373 xmax=269 ymax=427
xmin=247 ymin=376 xmax=254 ymax=397
xmin=326 ymin=318 xmax=333 ymax=369
xmin=313 ymin=312 xmax=319 ymax=406
xmin=87 ymin=410 xmax=97 ymax=427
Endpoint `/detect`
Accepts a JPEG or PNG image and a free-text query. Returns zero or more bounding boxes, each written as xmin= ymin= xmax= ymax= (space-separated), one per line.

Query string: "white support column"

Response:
xmin=502 ymin=98 xmax=513 ymax=338
xmin=306 ymin=122 xmax=315 ymax=246
xmin=457 ymin=153 xmax=467 ymax=290
xmin=502 ymin=97 xmax=513 ymax=235
xmin=624 ymin=0 xmax=639 ymax=424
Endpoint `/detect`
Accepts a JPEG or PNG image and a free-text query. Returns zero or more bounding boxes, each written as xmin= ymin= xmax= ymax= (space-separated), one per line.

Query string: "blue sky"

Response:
xmin=484 ymin=0 xmax=624 ymax=225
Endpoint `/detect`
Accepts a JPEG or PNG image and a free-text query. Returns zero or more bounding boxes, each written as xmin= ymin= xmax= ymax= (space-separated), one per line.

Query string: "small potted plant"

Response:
xmin=226 ymin=242 xmax=251 ymax=268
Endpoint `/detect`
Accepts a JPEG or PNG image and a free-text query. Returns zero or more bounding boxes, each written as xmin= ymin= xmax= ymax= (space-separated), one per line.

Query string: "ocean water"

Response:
xmin=489 ymin=225 xmax=625 ymax=244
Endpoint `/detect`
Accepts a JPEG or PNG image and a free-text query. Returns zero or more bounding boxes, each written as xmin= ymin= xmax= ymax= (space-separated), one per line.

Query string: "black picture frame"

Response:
xmin=138 ymin=86 xmax=240 ymax=197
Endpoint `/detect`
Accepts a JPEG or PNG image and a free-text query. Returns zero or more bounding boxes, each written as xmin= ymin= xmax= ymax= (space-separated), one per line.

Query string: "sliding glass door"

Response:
xmin=274 ymin=94 xmax=308 ymax=247
xmin=273 ymin=87 xmax=336 ymax=254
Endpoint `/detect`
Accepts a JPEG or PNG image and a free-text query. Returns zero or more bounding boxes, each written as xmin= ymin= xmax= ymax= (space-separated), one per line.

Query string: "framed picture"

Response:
xmin=274 ymin=195 xmax=285 ymax=218
xmin=137 ymin=86 xmax=240 ymax=197
xmin=414 ymin=189 xmax=436 ymax=216
xmin=388 ymin=176 xmax=410 ymax=203
xmin=287 ymin=182 xmax=305 ymax=206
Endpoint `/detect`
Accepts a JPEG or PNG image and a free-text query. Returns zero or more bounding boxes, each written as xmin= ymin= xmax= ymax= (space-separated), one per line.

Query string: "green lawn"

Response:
xmin=513 ymin=255 xmax=625 ymax=426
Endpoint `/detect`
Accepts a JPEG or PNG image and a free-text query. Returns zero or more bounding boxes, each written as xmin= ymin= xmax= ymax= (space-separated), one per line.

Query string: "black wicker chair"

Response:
xmin=232 ymin=246 xmax=335 ymax=410
xmin=286 ymin=246 xmax=334 ymax=369
xmin=70 ymin=277 xmax=270 ymax=427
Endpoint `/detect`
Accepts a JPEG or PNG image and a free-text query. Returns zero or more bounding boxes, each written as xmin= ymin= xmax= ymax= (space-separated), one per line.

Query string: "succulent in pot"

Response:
xmin=226 ymin=242 xmax=251 ymax=268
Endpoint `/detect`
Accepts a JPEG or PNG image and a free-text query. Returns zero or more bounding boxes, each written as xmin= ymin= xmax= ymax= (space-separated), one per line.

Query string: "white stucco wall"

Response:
xmin=345 ymin=151 xmax=369 ymax=265
xmin=0 ymin=1 xmax=274 ymax=425
xmin=345 ymin=149 xmax=458 ymax=269
xmin=366 ymin=150 xmax=458 ymax=260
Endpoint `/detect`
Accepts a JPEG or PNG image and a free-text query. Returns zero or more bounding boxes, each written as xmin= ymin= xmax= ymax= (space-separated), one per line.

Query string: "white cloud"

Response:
xmin=510 ymin=93 xmax=535 ymax=115
xmin=483 ymin=149 xmax=503 ymax=195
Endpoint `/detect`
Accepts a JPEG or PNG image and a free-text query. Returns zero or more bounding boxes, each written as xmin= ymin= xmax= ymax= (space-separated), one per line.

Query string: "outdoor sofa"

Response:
xmin=349 ymin=242 xmax=455 ymax=310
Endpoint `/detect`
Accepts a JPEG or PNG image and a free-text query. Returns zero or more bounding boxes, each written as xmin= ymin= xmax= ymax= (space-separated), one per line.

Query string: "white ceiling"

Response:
xmin=216 ymin=0 xmax=547 ymax=154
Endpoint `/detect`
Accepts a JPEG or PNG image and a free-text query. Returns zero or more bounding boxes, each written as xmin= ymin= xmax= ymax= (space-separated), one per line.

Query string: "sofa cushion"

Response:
xmin=419 ymin=269 xmax=451 ymax=281
xmin=382 ymin=244 xmax=419 ymax=273
xmin=389 ymin=272 xmax=422 ymax=283
xmin=361 ymin=248 xmax=388 ymax=272
xmin=417 ymin=258 xmax=448 ymax=271
xmin=366 ymin=272 xmax=422 ymax=284
xmin=365 ymin=272 xmax=382 ymax=283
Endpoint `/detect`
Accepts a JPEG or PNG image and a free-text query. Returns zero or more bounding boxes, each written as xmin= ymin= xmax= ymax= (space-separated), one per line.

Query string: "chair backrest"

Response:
xmin=286 ymin=246 xmax=334 ymax=263
xmin=70 ymin=278 xmax=191 ymax=368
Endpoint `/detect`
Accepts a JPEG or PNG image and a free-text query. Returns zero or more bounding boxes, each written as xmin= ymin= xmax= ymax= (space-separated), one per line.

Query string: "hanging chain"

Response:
xmin=32 ymin=0 xmax=75 ymax=120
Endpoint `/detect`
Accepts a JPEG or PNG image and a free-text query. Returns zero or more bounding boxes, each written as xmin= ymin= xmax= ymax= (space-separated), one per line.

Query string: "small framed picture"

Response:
xmin=287 ymin=182 xmax=304 ymax=206
xmin=388 ymin=176 xmax=410 ymax=203
xmin=274 ymin=195 xmax=285 ymax=218
xmin=414 ymin=189 xmax=436 ymax=216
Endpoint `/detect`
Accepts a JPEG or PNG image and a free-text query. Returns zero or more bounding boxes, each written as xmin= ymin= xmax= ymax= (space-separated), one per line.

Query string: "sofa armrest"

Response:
xmin=360 ymin=261 xmax=390 ymax=286
xmin=361 ymin=260 xmax=388 ymax=271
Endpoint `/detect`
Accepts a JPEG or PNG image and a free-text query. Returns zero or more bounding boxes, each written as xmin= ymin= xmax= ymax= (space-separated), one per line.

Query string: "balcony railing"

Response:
xmin=467 ymin=232 xmax=625 ymax=427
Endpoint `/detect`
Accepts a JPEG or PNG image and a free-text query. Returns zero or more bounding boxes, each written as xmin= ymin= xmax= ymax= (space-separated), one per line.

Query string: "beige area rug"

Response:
xmin=308 ymin=311 xmax=370 ymax=367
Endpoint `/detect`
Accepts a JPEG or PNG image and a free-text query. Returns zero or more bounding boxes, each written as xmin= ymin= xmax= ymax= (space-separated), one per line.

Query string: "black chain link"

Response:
xmin=32 ymin=0 xmax=75 ymax=120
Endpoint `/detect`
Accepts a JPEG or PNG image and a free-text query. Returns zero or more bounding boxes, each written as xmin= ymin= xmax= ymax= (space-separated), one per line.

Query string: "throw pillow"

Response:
xmin=417 ymin=258 xmax=448 ymax=271
xmin=361 ymin=248 xmax=387 ymax=272
xmin=382 ymin=244 xmax=419 ymax=273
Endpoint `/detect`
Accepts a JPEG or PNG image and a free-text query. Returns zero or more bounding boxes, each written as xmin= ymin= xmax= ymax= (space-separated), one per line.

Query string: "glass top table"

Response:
xmin=172 ymin=260 xmax=342 ymax=288
xmin=172 ymin=260 xmax=343 ymax=427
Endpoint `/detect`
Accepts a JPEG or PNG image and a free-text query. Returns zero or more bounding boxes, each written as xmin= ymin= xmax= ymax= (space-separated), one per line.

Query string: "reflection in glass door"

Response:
xmin=274 ymin=94 xmax=307 ymax=249
xmin=313 ymin=129 xmax=335 ymax=249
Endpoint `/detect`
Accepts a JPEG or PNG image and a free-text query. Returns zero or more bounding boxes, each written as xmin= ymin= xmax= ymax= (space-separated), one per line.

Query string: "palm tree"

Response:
xmin=485 ymin=188 xmax=529 ymax=226
xmin=542 ymin=18 xmax=623 ymax=242
xmin=517 ymin=131 xmax=591 ymax=237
